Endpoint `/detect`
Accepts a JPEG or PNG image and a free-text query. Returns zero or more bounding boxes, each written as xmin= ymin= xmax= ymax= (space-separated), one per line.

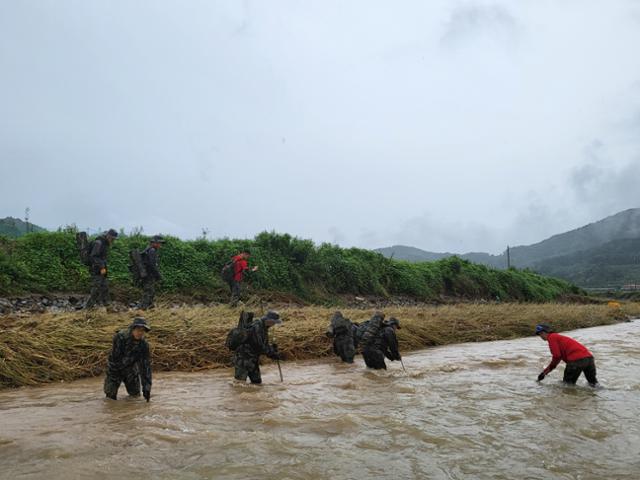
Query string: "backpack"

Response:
xmin=359 ymin=313 xmax=385 ymax=348
xmin=354 ymin=321 xmax=369 ymax=347
xmin=221 ymin=258 xmax=236 ymax=285
xmin=330 ymin=312 xmax=352 ymax=336
xmin=225 ymin=311 xmax=254 ymax=351
xmin=76 ymin=232 xmax=92 ymax=266
xmin=128 ymin=248 xmax=148 ymax=284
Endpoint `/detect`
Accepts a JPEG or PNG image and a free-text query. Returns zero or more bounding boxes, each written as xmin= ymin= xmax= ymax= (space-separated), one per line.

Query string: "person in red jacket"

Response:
xmin=230 ymin=250 xmax=258 ymax=306
xmin=535 ymin=324 xmax=599 ymax=387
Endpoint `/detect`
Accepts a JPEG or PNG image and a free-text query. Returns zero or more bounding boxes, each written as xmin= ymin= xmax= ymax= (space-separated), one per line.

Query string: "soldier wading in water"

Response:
xmin=360 ymin=313 xmax=402 ymax=370
xmin=104 ymin=317 xmax=153 ymax=401
xmin=326 ymin=311 xmax=357 ymax=363
xmin=227 ymin=310 xmax=282 ymax=384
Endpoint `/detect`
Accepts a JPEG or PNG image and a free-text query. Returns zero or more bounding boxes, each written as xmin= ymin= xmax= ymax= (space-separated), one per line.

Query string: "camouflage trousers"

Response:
xmin=104 ymin=367 xmax=141 ymax=400
xmin=86 ymin=272 xmax=110 ymax=308
xmin=233 ymin=351 xmax=262 ymax=384
xmin=362 ymin=347 xmax=387 ymax=370
xmin=140 ymin=278 xmax=156 ymax=309
xmin=333 ymin=334 xmax=356 ymax=363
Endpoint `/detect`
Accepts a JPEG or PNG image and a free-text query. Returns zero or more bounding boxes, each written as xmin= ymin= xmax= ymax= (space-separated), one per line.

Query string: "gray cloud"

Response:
xmin=440 ymin=3 xmax=519 ymax=48
xmin=569 ymin=155 xmax=640 ymax=218
xmin=1 ymin=0 xmax=640 ymax=254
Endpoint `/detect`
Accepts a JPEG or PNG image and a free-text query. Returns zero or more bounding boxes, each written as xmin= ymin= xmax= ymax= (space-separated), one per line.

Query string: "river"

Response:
xmin=1 ymin=321 xmax=639 ymax=480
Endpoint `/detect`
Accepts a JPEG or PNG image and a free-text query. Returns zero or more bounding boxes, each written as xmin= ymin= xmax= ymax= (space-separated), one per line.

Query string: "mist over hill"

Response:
xmin=376 ymin=208 xmax=640 ymax=287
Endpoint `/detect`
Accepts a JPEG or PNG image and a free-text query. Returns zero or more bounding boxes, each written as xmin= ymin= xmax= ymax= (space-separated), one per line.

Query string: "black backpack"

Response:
xmin=225 ymin=311 xmax=254 ymax=351
xmin=354 ymin=321 xmax=369 ymax=347
xmin=221 ymin=259 xmax=236 ymax=285
xmin=129 ymin=249 xmax=148 ymax=284
xmin=76 ymin=232 xmax=92 ymax=266
xmin=330 ymin=312 xmax=352 ymax=336
xmin=359 ymin=313 xmax=385 ymax=348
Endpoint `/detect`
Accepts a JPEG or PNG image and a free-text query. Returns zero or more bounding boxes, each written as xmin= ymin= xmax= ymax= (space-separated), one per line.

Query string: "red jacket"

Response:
xmin=232 ymin=255 xmax=249 ymax=282
xmin=543 ymin=333 xmax=593 ymax=374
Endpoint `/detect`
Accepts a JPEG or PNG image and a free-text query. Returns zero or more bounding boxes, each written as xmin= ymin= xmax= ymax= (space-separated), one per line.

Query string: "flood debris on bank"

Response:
xmin=1 ymin=302 xmax=637 ymax=389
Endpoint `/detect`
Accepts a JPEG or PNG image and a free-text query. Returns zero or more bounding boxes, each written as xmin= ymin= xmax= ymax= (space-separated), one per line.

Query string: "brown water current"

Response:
xmin=1 ymin=321 xmax=639 ymax=480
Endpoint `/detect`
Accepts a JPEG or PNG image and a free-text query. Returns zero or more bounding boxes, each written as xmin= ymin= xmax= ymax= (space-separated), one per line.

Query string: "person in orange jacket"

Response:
xmin=535 ymin=324 xmax=599 ymax=387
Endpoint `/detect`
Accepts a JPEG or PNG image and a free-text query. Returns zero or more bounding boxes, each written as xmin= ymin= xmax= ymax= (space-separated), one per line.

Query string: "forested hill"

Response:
xmin=0 ymin=217 xmax=46 ymax=238
xmin=376 ymin=208 xmax=640 ymax=287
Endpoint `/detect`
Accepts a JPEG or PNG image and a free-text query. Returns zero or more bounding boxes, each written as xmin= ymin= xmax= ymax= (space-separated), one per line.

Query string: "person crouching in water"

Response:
xmin=104 ymin=317 xmax=153 ymax=401
xmin=233 ymin=311 xmax=282 ymax=384
xmin=326 ymin=311 xmax=356 ymax=363
xmin=362 ymin=317 xmax=402 ymax=370
xmin=535 ymin=324 xmax=599 ymax=387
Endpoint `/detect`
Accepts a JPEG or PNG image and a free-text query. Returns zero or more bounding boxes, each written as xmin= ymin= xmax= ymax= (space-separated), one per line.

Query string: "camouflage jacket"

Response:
xmin=107 ymin=328 xmax=152 ymax=390
xmin=372 ymin=326 xmax=401 ymax=361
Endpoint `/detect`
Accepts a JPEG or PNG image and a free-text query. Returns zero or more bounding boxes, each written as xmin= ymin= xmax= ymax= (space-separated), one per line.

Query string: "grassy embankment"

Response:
xmin=0 ymin=230 xmax=581 ymax=303
xmin=1 ymin=302 xmax=638 ymax=389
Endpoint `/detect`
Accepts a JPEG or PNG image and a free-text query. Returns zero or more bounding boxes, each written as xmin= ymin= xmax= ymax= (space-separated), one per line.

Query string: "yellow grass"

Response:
xmin=1 ymin=302 xmax=638 ymax=388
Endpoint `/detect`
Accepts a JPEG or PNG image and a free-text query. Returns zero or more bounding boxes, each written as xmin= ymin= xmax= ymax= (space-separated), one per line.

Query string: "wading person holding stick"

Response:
xmin=232 ymin=311 xmax=282 ymax=384
xmin=362 ymin=314 xmax=402 ymax=370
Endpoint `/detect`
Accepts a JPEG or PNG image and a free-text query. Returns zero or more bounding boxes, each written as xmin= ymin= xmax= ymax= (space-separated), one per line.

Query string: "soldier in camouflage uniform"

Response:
xmin=326 ymin=311 xmax=356 ymax=363
xmin=85 ymin=228 xmax=118 ymax=308
xmin=233 ymin=311 xmax=282 ymax=384
xmin=140 ymin=235 xmax=165 ymax=310
xmin=362 ymin=317 xmax=402 ymax=370
xmin=104 ymin=317 xmax=153 ymax=401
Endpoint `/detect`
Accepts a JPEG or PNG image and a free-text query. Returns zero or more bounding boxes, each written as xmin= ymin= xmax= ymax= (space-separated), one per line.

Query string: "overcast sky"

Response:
xmin=1 ymin=1 xmax=639 ymax=254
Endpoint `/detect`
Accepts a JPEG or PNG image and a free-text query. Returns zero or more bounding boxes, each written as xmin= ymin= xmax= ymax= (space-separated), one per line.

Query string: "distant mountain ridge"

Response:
xmin=376 ymin=208 xmax=640 ymax=287
xmin=0 ymin=217 xmax=46 ymax=238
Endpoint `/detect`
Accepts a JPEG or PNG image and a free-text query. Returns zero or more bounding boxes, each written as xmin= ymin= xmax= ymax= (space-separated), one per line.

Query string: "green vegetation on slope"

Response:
xmin=0 ymin=230 xmax=581 ymax=302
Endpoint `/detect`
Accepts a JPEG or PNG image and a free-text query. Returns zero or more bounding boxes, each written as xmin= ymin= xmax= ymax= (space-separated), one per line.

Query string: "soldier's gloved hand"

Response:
xmin=100 ymin=267 xmax=107 ymax=276
xmin=268 ymin=351 xmax=280 ymax=361
xmin=537 ymin=372 xmax=546 ymax=382
xmin=143 ymin=390 xmax=151 ymax=402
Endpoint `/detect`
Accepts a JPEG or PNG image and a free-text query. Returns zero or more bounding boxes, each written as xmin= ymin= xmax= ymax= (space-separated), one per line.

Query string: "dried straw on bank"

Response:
xmin=1 ymin=303 xmax=636 ymax=388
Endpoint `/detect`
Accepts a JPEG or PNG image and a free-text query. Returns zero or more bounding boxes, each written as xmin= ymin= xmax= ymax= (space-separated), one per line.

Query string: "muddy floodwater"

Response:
xmin=1 ymin=321 xmax=639 ymax=480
